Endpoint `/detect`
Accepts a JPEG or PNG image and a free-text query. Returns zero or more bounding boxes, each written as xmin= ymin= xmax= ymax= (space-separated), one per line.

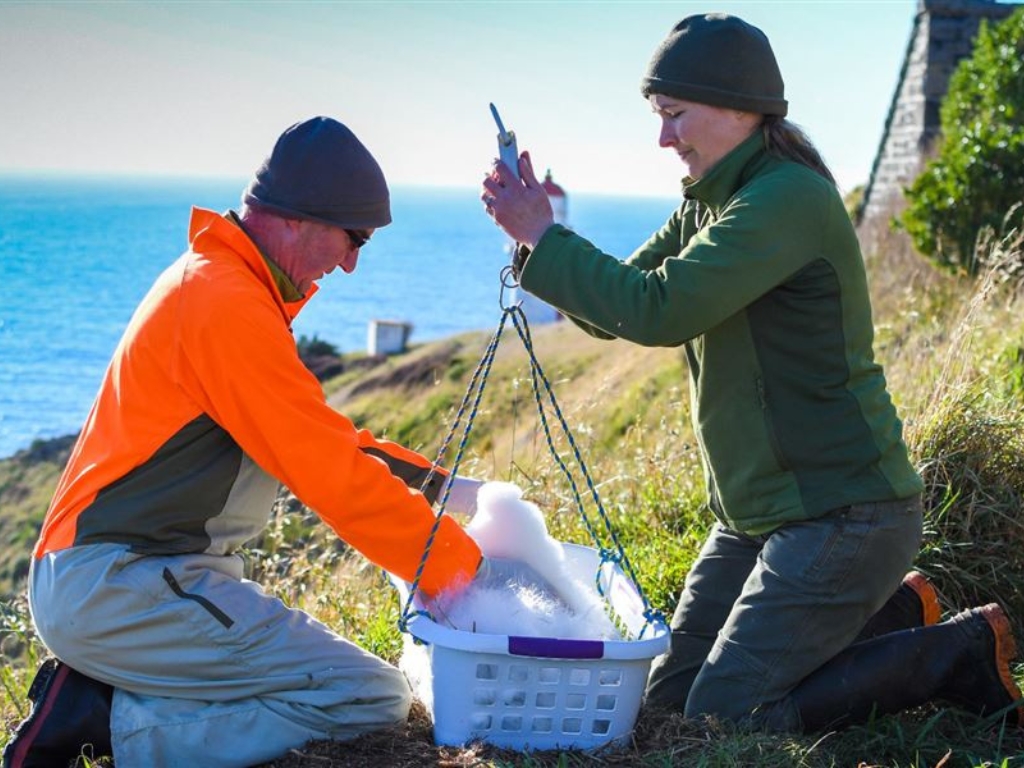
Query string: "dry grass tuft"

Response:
xmin=899 ymin=232 xmax=1024 ymax=625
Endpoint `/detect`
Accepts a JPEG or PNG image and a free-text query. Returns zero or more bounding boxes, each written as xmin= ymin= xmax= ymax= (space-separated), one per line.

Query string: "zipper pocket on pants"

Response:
xmin=162 ymin=567 xmax=235 ymax=628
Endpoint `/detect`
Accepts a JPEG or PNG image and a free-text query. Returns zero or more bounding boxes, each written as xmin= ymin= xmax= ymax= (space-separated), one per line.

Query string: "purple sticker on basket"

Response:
xmin=507 ymin=636 xmax=605 ymax=659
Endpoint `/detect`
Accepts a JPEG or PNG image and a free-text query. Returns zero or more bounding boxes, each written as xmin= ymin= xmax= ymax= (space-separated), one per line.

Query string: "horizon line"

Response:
xmin=0 ymin=169 xmax=690 ymax=201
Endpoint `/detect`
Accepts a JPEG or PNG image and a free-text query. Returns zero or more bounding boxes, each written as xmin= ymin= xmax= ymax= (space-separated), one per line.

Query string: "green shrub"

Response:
xmin=900 ymin=7 xmax=1024 ymax=274
xmin=843 ymin=183 xmax=865 ymax=221
xmin=296 ymin=333 xmax=340 ymax=358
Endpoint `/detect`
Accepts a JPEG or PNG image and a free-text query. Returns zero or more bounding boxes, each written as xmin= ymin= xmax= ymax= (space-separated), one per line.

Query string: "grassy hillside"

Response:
xmin=1 ymin=223 xmax=1022 ymax=766
xmin=0 ymin=435 xmax=75 ymax=597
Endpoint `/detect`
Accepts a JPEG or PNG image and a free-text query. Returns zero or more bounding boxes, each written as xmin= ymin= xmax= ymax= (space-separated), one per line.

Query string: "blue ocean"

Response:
xmin=0 ymin=174 xmax=677 ymax=459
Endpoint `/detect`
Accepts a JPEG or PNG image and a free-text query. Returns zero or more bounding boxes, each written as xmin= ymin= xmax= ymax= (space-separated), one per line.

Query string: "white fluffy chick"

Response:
xmin=465 ymin=481 xmax=612 ymax=626
xmin=467 ymin=482 xmax=564 ymax=574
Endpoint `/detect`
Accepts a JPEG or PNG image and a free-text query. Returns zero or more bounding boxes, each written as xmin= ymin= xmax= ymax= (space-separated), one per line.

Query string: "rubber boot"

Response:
xmin=855 ymin=570 xmax=943 ymax=642
xmin=2 ymin=658 xmax=113 ymax=768
xmin=792 ymin=603 xmax=1024 ymax=732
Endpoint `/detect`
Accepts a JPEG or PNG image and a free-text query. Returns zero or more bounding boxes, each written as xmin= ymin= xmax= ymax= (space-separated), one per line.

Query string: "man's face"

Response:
xmin=288 ymin=221 xmax=371 ymax=295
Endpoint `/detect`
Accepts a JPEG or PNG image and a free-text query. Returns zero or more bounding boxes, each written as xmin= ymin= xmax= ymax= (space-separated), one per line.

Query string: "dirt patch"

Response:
xmin=345 ymin=342 xmax=464 ymax=399
xmin=257 ymin=702 xmax=687 ymax=767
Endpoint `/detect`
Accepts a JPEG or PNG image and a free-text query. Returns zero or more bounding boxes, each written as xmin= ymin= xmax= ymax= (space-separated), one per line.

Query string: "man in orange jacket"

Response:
xmin=3 ymin=117 xmax=539 ymax=768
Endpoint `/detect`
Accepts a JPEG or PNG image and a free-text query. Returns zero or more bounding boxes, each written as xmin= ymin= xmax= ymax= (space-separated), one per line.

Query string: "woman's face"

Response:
xmin=650 ymin=94 xmax=761 ymax=180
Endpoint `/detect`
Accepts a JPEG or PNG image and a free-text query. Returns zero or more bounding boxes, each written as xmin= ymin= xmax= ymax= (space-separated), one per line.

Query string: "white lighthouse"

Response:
xmin=543 ymin=169 xmax=569 ymax=227
xmin=512 ymin=169 xmax=569 ymax=325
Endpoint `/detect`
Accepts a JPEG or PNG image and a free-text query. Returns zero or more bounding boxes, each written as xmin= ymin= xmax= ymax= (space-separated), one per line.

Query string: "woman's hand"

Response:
xmin=480 ymin=151 xmax=555 ymax=249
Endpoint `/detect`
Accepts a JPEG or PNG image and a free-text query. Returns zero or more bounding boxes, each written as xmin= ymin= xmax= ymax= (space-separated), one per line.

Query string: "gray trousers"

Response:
xmin=30 ymin=543 xmax=411 ymax=767
xmin=645 ymin=497 xmax=923 ymax=730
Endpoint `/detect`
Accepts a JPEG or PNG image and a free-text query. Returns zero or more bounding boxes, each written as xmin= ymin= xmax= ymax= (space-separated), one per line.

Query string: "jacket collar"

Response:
xmin=187 ymin=207 xmax=317 ymax=322
xmin=681 ymin=130 xmax=768 ymax=212
xmin=225 ymin=211 xmax=304 ymax=303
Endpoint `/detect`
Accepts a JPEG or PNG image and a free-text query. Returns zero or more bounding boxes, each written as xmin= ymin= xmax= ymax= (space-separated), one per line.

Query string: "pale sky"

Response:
xmin=1 ymin=0 xmax=928 ymax=197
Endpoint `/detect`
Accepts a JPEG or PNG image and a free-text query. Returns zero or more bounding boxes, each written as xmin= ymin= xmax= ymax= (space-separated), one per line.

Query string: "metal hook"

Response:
xmin=499 ymin=265 xmax=522 ymax=312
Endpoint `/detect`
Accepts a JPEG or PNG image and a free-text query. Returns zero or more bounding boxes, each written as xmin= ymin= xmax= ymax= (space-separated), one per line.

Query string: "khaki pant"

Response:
xmin=646 ymin=497 xmax=923 ymax=729
xmin=30 ymin=543 xmax=411 ymax=767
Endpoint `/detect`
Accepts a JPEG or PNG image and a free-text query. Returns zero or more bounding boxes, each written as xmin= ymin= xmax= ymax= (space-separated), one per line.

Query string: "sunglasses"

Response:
xmin=345 ymin=229 xmax=371 ymax=249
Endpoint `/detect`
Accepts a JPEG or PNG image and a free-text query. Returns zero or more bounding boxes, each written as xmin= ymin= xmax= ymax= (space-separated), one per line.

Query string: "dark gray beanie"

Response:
xmin=640 ymin=14 xmax=788 ymax=117
xmin=244 ymin=117 xmax=391 ymax=230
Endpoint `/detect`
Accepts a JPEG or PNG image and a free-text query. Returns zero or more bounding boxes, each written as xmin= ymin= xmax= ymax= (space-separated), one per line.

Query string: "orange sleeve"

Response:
xmin=175 ymin=258 xmax=479 ymax=596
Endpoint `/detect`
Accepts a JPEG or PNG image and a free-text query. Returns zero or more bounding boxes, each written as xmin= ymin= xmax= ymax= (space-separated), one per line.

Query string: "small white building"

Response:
xmin=368 ymin=319 xmax=413 ymax=356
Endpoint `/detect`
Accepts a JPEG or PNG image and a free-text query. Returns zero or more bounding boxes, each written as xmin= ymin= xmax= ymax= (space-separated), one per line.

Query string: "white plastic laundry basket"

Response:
xmin=392 ymin=543 xmax=670 ymax=751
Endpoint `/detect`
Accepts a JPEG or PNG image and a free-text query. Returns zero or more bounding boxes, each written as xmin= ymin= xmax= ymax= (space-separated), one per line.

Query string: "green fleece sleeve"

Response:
xmin=526 ymin=208 xmax=685 ymax=340
xmin=519 ymin=171 xmax=832 ymax=347
xmin=625 ymin=207 xmax=684 ymax=271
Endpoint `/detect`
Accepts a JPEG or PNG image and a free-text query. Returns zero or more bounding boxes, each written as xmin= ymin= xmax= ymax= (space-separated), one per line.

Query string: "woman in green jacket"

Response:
xmin=480 ymin=13 xmax=1022 ymax=732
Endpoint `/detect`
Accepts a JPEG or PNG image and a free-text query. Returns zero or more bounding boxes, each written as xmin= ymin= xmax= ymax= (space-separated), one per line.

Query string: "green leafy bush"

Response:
xmin=900 ymin=8 xmax=1024 ymax=274
xmin=296 ymin=333 xmax=340 ymax=358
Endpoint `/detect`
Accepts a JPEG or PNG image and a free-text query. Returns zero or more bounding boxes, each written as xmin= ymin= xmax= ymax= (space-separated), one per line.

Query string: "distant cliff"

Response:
xmin=0 ymin=435 xmax=76 ymax=594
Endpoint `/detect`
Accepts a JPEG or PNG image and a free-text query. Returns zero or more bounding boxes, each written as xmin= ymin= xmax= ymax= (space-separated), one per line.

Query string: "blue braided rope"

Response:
xmin=399 ymin=312 xmax=510 ymax=632
xmin=506 ymin=305 xmax=662 ymax=626
xmin=506 ymin=306 xmax=608 ymax=556
xmin=398 ymin=266 xmax=664 ymax=636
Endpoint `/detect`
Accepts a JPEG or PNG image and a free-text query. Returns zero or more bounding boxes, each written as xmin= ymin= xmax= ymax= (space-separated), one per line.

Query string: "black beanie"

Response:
xmin=640 ymin=14 xmax=788 ymax=117
xmin=243 ymin=117 xmax=391 ymax=230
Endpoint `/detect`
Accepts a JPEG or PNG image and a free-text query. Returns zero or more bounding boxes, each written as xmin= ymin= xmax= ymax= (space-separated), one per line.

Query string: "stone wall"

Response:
xmin=859 ymin=0 xmax=1019 ymax=221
